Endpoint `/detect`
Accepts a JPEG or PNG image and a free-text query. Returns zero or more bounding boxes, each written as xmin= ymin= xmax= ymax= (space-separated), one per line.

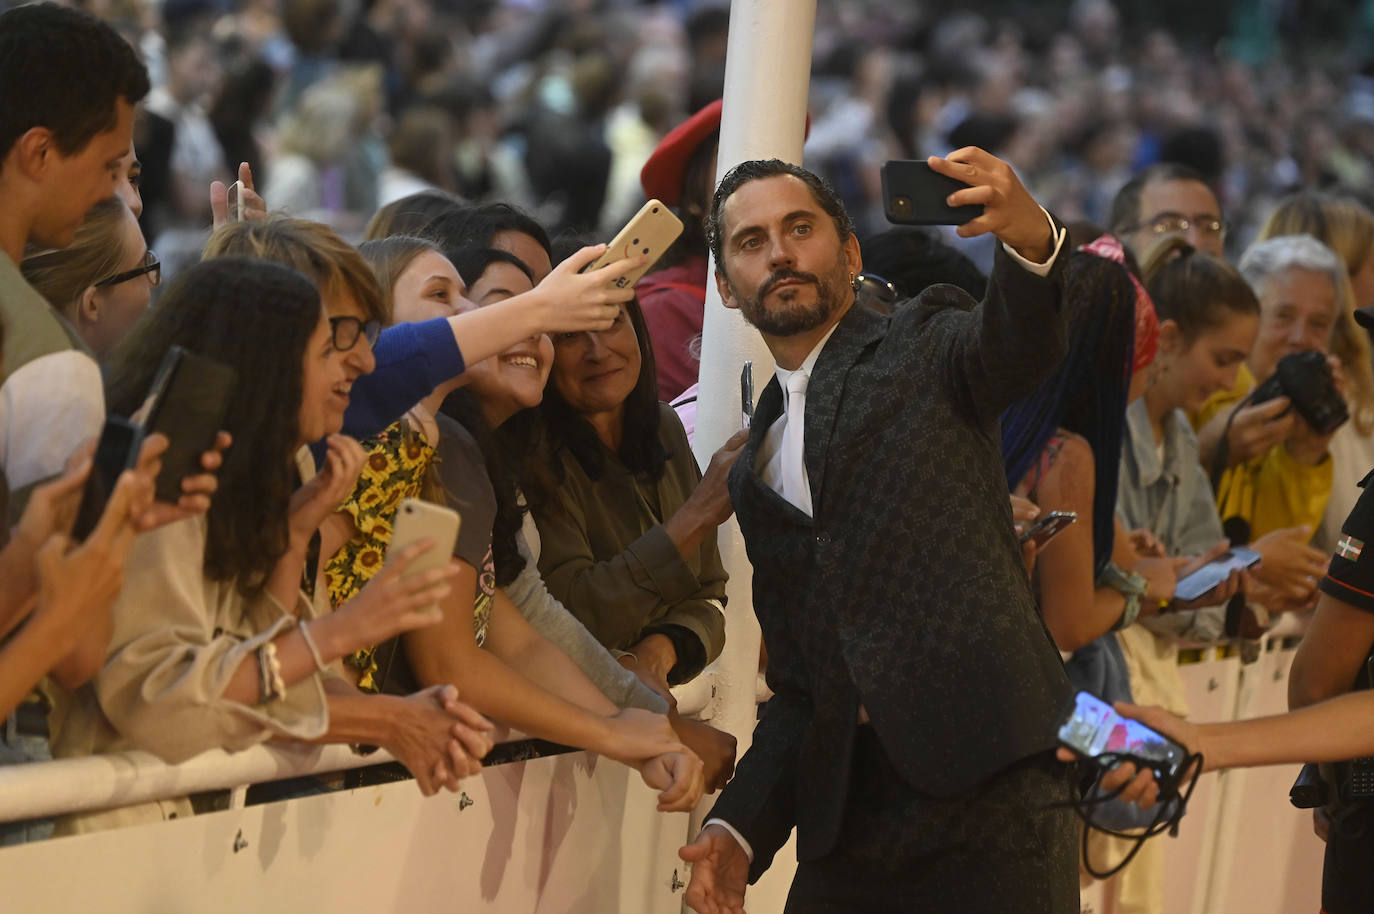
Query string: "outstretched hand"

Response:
xmin=680 ymin=823 xmax=750 ymax=914
xmin=535 ymin=244 xmax=644 ymax=333
xmin=210 ymin=162 xmax=268 ymax=229
xmin=928 ymin=147 xmax=1053 ymax=262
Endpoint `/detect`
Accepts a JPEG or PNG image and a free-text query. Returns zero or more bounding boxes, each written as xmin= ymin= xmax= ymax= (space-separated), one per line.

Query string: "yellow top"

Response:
xmin=1189 ymin=363 xmax=1332 ymax=540
xmin=323 ymin=420 xmax=435 ymax=691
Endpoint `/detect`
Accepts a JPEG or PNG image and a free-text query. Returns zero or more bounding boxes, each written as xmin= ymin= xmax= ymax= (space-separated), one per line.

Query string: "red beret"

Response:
xmin=640 ymin=99 xmax=810 ymax=206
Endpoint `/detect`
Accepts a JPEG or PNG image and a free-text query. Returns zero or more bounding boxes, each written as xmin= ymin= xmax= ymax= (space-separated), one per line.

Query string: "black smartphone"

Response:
xmin=1058 ymin=691 xmax=1188 ymax=787
xmin=740 ymin=360 xmax=754 ymax=428
xmin=880 ymin=159 xmax=985 ymax=226
xmin=1173 ymin=546 xmax=1262 ymax=603
xmin=1019 ymin=510 xmax=1077 ymax=547
xmin=72 ymin=416 xmax=145 ymax=541
xmin=140 ymin=346 xmax=237 ymax=504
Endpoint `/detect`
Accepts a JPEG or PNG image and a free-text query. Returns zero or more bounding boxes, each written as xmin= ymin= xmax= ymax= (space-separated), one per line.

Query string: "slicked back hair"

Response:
xmin=707 ymin=159 xmax=855 ymax=273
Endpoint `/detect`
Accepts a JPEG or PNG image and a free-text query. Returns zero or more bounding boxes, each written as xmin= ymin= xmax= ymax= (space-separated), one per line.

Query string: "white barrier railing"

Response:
xmin=0 ymin=668 xmax=713 ymax=827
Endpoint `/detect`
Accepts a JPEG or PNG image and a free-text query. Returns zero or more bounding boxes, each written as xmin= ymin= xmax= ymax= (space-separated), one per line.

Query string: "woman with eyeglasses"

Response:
xmin=46 ymin=258 xmax=493 ymax=835
xmin=22 ymin=197 xmax=160 ymax=360
xmin=205 ymin=216 xmax=644 ymax=450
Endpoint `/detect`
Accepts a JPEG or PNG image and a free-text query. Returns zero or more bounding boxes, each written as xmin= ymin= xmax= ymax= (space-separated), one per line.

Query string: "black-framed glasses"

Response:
xmin=328 ymin=315 xmax=381 ymax=351
xmin=95 ymin=250 xmax=160 ymax=288
xmin=1132 ymin=214 xmax=1229 ymax=239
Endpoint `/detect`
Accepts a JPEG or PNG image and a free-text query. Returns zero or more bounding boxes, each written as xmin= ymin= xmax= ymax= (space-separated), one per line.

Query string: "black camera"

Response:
xmin=1249 ymin=350 xmax=1348 ymax=436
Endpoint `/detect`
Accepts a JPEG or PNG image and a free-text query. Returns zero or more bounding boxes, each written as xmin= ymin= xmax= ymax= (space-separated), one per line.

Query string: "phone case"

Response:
xmin=73 ymin=416 xmax=145 ymax=541
xmin=387 ymin=499 xmax=462 ymax=618
xmin=880 ymin=160 xmax=985 ymax=226
xmin=142 ymin=346 xmax=238 ymax=503
xmin=582 ymin=199 xmax=684 ymax=288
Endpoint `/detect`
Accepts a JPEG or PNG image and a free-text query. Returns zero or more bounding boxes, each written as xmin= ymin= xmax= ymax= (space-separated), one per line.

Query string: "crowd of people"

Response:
xmin=6 ymin=1 xmax=1374 ymax=913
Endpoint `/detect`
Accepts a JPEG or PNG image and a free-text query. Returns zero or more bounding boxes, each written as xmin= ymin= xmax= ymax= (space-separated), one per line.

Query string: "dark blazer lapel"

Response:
xmin=805 ymin=303 xmax=887 ymax=507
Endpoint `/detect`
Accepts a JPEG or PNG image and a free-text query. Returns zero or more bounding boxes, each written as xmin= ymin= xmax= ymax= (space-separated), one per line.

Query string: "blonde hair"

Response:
xmin=21 ymin=197 xmax=134 ymax=322
xmin=1257 ymin=197 xmax=1374 ymax=435
xmin=203 ymin=217 xmax=387 ymax=323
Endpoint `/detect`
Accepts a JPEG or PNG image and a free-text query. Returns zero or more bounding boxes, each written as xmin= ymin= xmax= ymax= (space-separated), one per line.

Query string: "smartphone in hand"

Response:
xmin=581 ymin=199 xmax=684 ymax=288
xmin=1174 ymin=546 xmax=1261 ymax=603
xmin=72 ymin=416 xmax=144 ymax=541
xmin=386 ymin=499 xmax=462 ymax=619
xmin=140 ymin=346 xmax=237 ymax=504
xmin=1058 ymin=691 xmax=1188 ymax=787
xmin=880 ymin=160 xmax=985 ymax=226
xmin=1019 ymin=510 xmax=1077 ymax=547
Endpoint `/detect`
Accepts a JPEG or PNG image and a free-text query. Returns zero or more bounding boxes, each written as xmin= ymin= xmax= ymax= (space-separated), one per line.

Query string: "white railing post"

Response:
xmin=690 ymin=0 xmax=818 ymax=827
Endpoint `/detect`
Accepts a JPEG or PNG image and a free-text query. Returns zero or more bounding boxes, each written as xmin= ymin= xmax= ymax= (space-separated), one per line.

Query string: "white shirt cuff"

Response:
xmin=702 ymin=817 xmax=754 ymax=863
xmin=1000 ymin=206 xmax=1065 ymax=276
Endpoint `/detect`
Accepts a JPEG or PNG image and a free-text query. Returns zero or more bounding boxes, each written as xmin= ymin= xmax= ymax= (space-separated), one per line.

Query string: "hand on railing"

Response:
xmin=597 ymin=708 xmax=704 ymax=809
xmin=671 ymin=713 xmax=736 ymax=792
xmin=638 ymin=750 xmax=704 ymax=813
xmin=381 ymin=685 xmax=494 ymax=796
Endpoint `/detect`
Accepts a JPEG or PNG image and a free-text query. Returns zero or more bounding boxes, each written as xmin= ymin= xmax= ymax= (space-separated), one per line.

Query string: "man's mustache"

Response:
xmin=759 ymin=269 xmax=821 ymax=299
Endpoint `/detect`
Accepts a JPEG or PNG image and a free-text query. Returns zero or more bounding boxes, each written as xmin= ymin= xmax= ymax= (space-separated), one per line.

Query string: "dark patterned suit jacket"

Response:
xmin=712 ymin=242 xmax=1074 ymax=881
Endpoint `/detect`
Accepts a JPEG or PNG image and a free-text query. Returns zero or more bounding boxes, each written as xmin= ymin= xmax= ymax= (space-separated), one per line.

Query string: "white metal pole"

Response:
xmin=690 ymin=0 xmax=818 ymax=826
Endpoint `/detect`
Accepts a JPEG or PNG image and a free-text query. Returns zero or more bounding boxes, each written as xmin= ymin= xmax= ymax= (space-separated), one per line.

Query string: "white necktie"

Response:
xmin=780 ymin=370 xmax=812 ymax=515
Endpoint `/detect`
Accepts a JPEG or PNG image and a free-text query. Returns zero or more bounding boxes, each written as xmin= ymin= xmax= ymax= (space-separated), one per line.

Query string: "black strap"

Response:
xmin=1047 ymin=750 xmax=1206 ymax=880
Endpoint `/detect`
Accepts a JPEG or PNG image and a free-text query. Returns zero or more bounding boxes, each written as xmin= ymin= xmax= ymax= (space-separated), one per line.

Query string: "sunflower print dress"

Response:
xmin=323 ymin=420 xmax=434 ymax=691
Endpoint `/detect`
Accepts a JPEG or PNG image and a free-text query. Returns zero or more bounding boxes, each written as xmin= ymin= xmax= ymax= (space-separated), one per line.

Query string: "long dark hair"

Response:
xmin=105 ymin=259 xmax=323 ymax=592
xmin=420 ymin=201 xmax=552 ymax=271
xmin=1001 ymin=250 xmax=1139 ymax=574
xmin=439 ymin=387 xmax=527 ymax=587
xmin=538 ymin=292 xmax=668 ymax=484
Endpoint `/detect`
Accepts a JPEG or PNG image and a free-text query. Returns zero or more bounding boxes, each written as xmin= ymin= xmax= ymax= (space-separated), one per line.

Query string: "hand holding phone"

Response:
xmin=1058 ymin=691 xmax=1189 ymax=789
xmin=881 ymin=160 xmax=984 ymax=226
xmin=386 ymin=499 xmax=462 ymax=619
xmin=1018 ymin=510 xmax=1077 ymax=547
xmin=72 ymin=417 xmax=145 ymax=542
xmin=1173 ymin=546 xmax=1261 ymax=603
xmin=139 ymin=346 xmax=237 ymax=504
xmin=581 ymin=199 xmax=684 ymax=288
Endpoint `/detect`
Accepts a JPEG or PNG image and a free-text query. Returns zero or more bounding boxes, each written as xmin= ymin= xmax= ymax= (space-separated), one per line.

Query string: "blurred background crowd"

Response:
xmin=49 ymin=0 xmax=1374 ymax=277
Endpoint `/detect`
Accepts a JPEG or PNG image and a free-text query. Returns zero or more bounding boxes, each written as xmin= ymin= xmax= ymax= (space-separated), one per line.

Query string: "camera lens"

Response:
xmin=893 ymin=195 xmax=912 ymax=218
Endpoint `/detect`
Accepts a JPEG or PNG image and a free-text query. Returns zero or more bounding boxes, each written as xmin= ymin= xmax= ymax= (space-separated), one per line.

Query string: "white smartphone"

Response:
xmin=582 ymin=199 xmax=684 ymax=288
xmin=227 ymin=180 xmax=245 ymax=221
xmin=386 ymin=498 xmax=462 ymax=618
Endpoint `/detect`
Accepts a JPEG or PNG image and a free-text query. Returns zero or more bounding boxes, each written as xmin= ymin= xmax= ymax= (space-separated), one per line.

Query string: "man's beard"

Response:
xmin=731 ymin=267 xmax=848 ymax=337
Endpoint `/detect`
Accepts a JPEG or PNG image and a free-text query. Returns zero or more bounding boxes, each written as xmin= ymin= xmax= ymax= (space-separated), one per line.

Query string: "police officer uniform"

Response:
xmin=1315 ymin=467 xmax=1374 ymax=914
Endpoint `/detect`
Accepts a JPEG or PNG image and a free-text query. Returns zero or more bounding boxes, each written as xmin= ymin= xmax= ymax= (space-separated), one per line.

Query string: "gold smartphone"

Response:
xmin=386 ymin=498 xmax=462 ymax=619
xmin=582 ymin=199 xmax=684 ymax=288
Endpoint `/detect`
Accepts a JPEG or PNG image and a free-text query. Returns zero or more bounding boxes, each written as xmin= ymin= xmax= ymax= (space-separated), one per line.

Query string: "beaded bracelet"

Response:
xmin=256 ymin=642 xmax=287 ymax=703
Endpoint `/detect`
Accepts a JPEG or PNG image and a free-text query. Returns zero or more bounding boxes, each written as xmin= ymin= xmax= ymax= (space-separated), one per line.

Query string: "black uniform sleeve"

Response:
xmin=1320 ymin=469 xmax=1374 ymax=613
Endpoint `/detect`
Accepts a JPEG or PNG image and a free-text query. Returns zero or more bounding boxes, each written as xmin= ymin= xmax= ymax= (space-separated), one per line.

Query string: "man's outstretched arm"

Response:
xmin=925 ymin=148 xmax=1070 ymax=424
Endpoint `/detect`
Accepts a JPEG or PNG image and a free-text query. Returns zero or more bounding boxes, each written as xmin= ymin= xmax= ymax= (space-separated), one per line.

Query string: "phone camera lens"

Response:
xmin=893 ymin=195 xmax=912 ymax=218
xmin=632 ymin=238 xmax=639 ymax=245
xmin=642 ymin=247 xmax=650 ymax=254
xmin=651 ymin=207 xmax=659 ymax=213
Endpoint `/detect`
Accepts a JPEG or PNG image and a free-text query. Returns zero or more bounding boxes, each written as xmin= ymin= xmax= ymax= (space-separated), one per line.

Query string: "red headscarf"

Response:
xmin=1080 ymin=233 xmax=1158 ymax=374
